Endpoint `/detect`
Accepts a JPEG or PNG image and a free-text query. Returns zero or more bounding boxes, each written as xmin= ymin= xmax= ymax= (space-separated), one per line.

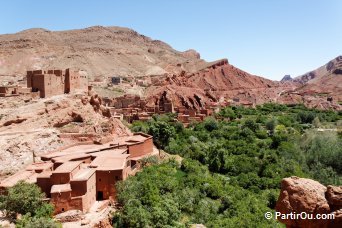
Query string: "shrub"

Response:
xmin=0 ymin=181 xmax=53 ymax=219
xmin=265 ymin=118 xmax=277 ymax=132
xmin=16 ymin=214 xmax=61 ymax=228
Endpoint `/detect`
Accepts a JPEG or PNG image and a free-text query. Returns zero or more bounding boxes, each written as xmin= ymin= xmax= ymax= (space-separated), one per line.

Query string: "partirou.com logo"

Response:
xmin=265 ymin=211 xmax=335 ymax=220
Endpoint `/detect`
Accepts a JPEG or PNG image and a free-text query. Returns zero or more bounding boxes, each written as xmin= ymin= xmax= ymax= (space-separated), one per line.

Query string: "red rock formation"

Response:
xmin=276 ymin=176 xmax=342 ymax=228
xmin=145 ymin=56 xmax=341 ymax=111
xmin=326 ymin=186 xmax=342 ymax=211
xmin=290 ymin=56 xmax=342 ymax=104
xmin=145 ymin=59 xmax=295 ymax=111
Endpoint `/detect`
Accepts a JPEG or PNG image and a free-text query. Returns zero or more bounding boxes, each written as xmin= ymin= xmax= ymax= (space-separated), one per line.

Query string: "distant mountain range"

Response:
xmin=0 ymin=26 xmax=340 ymax=109
xmin=280 ymin=56 xmax=342 ymax=103
xmin=0 ymin=26 xmax=206 ymax=79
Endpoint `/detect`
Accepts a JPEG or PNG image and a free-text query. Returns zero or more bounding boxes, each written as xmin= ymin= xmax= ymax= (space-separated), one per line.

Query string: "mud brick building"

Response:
xmin=26 ymin=68 xmax=88 ymax=98
xmin=0 ymin=85 xmax=32 ymax=97
xmin=0 ymin=86 xmax=17 ymax=97
xmin=107 ymin=93 xmax=216 ymax=127
xmin=0 ymin=132 xmax=157 ymax=214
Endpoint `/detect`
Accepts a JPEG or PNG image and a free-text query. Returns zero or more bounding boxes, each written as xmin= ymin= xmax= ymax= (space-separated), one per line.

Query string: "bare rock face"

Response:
xmin=291 ymin=56 xmax=342 ymax=104
xmin=3 ymin=117 xmax=27 ymax=126
xmin=276 ymin=176 xmax=342 ymax=228
xmin=0 ymin=26 xmax=207 ymax=79
xmin=281 ymin=75 xmax=293 ymax=82
xmin=145 ymin=59 xmax=296 ymax=110
xmin=90 ymin=94 xmax=102 ymax=112
xmin=327 ymin=186 xmax=342 ymax=210
xmin=55 ymin=210 xmax=84 ymax=223
xmin=182 ymin=49 xmax=201 ymax=59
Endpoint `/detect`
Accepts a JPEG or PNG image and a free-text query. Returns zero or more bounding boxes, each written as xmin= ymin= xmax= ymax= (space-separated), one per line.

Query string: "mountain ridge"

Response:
xmin=0 ymin=26 xmax=206 ymax=79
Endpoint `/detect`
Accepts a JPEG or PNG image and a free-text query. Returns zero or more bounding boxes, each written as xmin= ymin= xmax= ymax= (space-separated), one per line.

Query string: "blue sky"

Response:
xmin=1 ymin=0 xmax=341 ymax=80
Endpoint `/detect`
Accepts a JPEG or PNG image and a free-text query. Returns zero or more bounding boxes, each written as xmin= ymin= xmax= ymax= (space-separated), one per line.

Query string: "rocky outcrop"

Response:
xmin=327 ymin=186 xmax=342 ymax=210
xmin=145 ymin=59 xmax=296 ymax=110
xmin=182 ymin=49 xmax=201 ymax=59
xmin=55 ymin=210 xmax=84 ymax=223
xmin=281 ymin=75 xmax=293 ymax=82
xmin=3 ymin=117 xmax=27 ymax=126
xmin=277 ymin=93 xmax=342 ymax=111
xmin=276 ymin=176 xmax=342 ymax=228
xmin=291 ymin=56 xmax=342 ymax=104
xmin=294 ymin=56 xmax=342 ymax=84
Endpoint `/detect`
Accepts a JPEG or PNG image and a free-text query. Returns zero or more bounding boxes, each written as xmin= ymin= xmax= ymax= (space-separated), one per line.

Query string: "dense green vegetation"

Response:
xmin=113 ymin=159 xmax=280 ymax=227
xmin=114 ymin=104 xmax=341 ymax=227
xmin=0 ymin=181 xmax=60 ymax=228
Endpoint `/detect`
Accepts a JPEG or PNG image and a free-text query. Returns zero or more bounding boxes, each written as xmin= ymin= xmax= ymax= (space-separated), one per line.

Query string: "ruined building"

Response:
xmin=0 ymin=86 xmax=32 ymax=97
xmin=27 ymin=68 xmax=88 ymax=98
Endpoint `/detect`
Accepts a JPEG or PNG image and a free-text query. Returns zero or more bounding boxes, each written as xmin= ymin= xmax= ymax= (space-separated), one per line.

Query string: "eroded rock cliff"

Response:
xmin=276 ymin=176 xmax=342 ymax=228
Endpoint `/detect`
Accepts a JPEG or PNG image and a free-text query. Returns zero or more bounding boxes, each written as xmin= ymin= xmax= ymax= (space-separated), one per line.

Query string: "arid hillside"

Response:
xmin=295 ymin=56 xmax=342 ymax=84
xmin=294 ymin=56 xmax=342 ymax=101
xmin=0 ymin=26 xmax=340 ymax=110
xmin=0 ymin=92 xmax=131 ymax=178
xmin=145 ymin=59 xmax=297 ymax=109
xmin=0 ymin=26 xmax=205 ymax=81
xmin=276 ymin=56 xmax=342 ymax=109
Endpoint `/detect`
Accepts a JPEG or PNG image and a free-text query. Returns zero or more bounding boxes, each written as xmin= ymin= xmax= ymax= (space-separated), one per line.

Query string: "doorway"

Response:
xmin=97 ymin=191 xmax=104 ymax=201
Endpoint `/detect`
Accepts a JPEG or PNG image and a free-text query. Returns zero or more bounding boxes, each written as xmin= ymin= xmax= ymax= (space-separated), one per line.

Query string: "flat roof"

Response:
xmin=41 ymin=143 xmax=119 ymax=160
xmin=50 ymin=148 xmax=127 ymax=163
xmin=53 ymin=161 xmax=82 ymax=174
xmin=126 ymin=135 xmax=148 ymax=142
xmin=61 ymin=144 xmax=109 ymax=153
xmin=89 ymin=154 xmax=129 ymax=171
xmin=37 ymin=171 xmax=53 ymax=179
xmin=111 ymin=133 xmax=151 ymax=146
xmin=51 ymin=184 xmax=71 ymax=193
xmin=90 ymin=148 xmax=127 ymax=158
xmin=41 ymin=144 xmax=104 ymax=159
xmin=51 ymin=153 xmax=91 ymax=163
xmin=26 ymin=161 xmax=54 ymax=171
xmin=72 ymin=168 xmax=96 ymax=181
xmin=42 ymin=133 xmax=151 ymax=159
xmin=0 ymin=170 xmax=37 ymax=188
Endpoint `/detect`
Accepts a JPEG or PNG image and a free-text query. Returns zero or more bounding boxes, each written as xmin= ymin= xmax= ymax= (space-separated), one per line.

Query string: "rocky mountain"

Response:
xmin=294 ymin=56 xmax=342 ymax=84
xmin=293 ymin=56 xmax=342 ymax=102
xmin=281 ymin=74 xmax=292 ymax=82
xmin=0 ymin=26 xmax=340 ymax=110
xmin=145 ymin=59 xmax=296 ymax=109
xmin=0 ymin=26 xmax=206 ymax=80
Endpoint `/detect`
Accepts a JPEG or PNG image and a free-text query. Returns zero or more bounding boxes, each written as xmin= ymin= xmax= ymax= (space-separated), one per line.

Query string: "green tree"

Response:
xmin=203 ymin=117 xmax=218 ymax=132
xmin=131 ymin=121 xmax=149 ymax=133
xmin=115 ymin=104 xmax=340 ymax=227
xmin=0 ymin=181 xmax=53 ymax=219
xmin=297 ymin=111 xmax=316 ymax=124
xmin=148 ymin=121 xmax=176 ymax=149
xmin=266 ymin=118 xmax=277 ymax=133
xmin=242 ymin=119 xmax=259 ymax=132
xmin=218 ymin=107 xmax=236 ymax=120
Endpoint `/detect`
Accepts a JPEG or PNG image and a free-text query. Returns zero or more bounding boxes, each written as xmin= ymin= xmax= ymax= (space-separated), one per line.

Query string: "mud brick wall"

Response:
xmin=128 ymin=138 xmax=153 ymax=158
